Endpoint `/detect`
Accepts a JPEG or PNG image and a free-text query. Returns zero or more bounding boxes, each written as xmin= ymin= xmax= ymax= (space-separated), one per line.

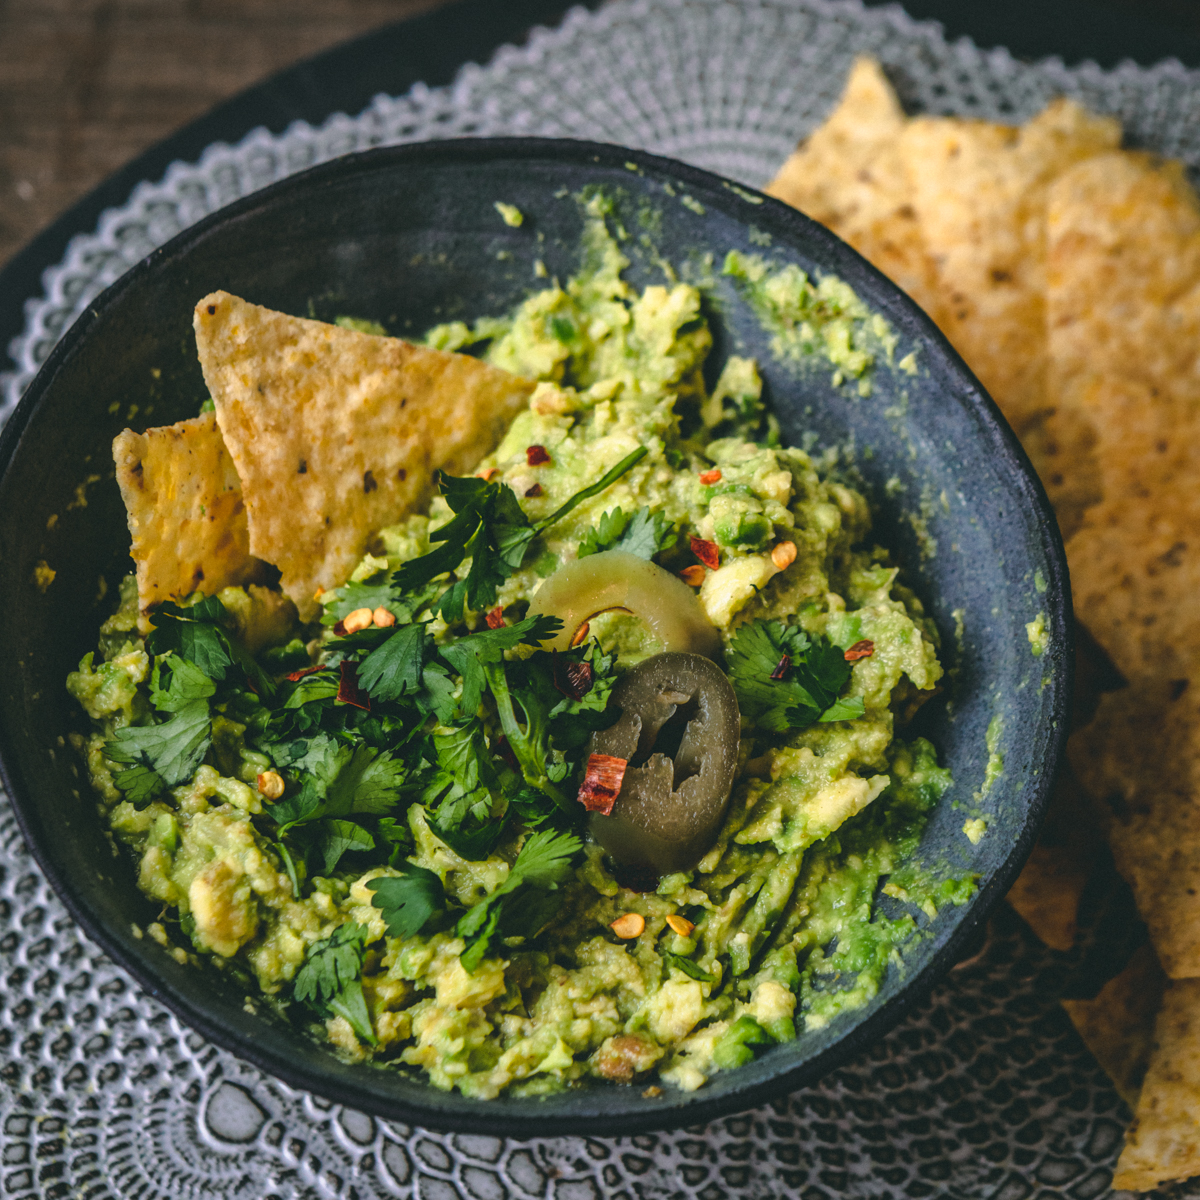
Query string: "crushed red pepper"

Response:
xmin=844 ymin=640 xmax=876 ymax=662
xmin=577 ymin=753 xmax=627 ymax=815
xmin=526 ymin=444 xmax=551 ymax=466
xmin=689 ymin=536 xmax=720 ymax=570
xmin=336 ymin=661 xmax=371 ymax=710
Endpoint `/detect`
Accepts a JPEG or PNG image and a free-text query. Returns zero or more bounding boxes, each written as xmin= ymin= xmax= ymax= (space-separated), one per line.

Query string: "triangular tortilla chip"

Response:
xmin=1112 ymin=977 xmax=1200 ymax=1191
xmin=898 ymin=100 xmax=1120 ymax=437
xmin=1046 ymin=152 xmax=1200 ymax=979
xmin=194 ymin=292 xmax=535 ymax=621
xmin=113 ymin=411 xmax=261 ymax=610
xmin=1062 ymin=942 xmax=1166 ymax=1113
xmin=765 ymin=57 xmax=940 ymax=313
xmin=1071 ymin=680 xmax=1200 ymax=979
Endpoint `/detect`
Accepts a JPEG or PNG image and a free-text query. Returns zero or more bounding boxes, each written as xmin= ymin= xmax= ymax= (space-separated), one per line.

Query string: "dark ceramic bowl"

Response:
xmin=0 ymin=139 xmax=1071 ymax=1136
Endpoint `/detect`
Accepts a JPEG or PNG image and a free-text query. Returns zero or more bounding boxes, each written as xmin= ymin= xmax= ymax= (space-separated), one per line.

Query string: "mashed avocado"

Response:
xmin=68 ymin=198 xmax=971 ymax=1098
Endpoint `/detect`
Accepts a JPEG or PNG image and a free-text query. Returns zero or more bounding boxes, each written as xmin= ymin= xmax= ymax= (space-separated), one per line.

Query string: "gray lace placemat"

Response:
xmin=4 ymin=1 xmax=1200 ymax=1195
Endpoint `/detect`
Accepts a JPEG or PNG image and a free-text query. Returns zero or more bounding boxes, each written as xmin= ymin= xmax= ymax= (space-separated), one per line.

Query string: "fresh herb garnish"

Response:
xmin=727 ymin=619 xmax=864 ymax=732
xmin=456 ymin=829 xmax=581 ymax=971
xmin=367 ymin=862 xmax=446 ymax=939
xmin=293 ymin=921 xmax=377 ymax=1044
xmin=146 ymin=594 xmax=272 ymax=696
xmin=396 ymin=447 xmax=647 ymax=621
xmin=107 ymin=697 xmax=212 ymax=801
xmin=577 ymin=505 xmax=677 ymax=561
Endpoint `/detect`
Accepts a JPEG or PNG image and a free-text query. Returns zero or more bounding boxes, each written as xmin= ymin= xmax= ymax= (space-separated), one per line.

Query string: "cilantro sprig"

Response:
xmin=395 ymin=447 xmax=647 ymax=621
xmin=455 ymin=829 xmax=582 ymax=971
xmin=367 ymin=862 xmax=446 ymax=939
xmin=727 ymin=619 xmax=865 ymax=733
xmin=578 ymin=505 xmax=677 ymax=561
xmin=293 ymin=921 xmax=377 ymax=1044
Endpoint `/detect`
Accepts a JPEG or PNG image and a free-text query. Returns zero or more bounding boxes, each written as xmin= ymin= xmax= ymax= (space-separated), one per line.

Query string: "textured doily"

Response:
xmin=4 ymin=1 xmax=1200 ymax=1196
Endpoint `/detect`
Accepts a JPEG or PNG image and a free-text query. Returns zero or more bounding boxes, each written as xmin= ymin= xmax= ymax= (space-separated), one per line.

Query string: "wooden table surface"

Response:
xmin=2 ymin=0 xmax=1200 ymax=277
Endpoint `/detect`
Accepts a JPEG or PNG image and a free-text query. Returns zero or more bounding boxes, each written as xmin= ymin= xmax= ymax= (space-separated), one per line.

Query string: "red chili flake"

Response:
xmin=485 ymin=606 xmax=507 ymax=629
xmin=553 ymin=651 xmax=595 ymax=702
xmin=770 ymin=654 xmax=791 ymax=681
xmin=332 ymin=619 xmax=347 ymax=637
xmin=570 ymin=620 xmax=590 ymax=648
xmin=337 ymin=661 xmax=371 ymax=710
xmin=689 ymin=536 xmax=720 ymax=571
xmin=285 ymin=664 xmax=323 ymax=682
xmin=577 ymin=753 xmax=627 ymax=815
xmin=698 ymin=468 xmax=722 ymax=485
xmin=844 ymin=640 xmax=876 ymax=662
xmin=678 ymin=565 xmax=706 ymax=587
xmin=524 ymin=483 xmax=543 ymax=497
xmin=244 ymin=674 xmax=260 ymax=696
xmin=526 ymin=444 xmax=551 ymax=466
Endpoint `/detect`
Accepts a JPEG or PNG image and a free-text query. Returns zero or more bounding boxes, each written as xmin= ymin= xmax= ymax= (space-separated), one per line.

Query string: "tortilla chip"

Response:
xmin=1040 ymin=152 xmax=1200 ymax=542
xmin=1112 ymin=977 xmax=1200 ymax=1191
xmin=113 ymin=412 xmax=261 ymax=611
xmin=1062 ymin=942 xmax=1167 ymax=1112
xmin=1041 ymin=148 xmax=1200 ymax=980
xmin=897 ymin=100 xmax=1120 ymax=437
xmin=1071 ymin=680 xmax=1200 ymax=979
xmin=194 ymin=292 xmax=535 ymax=621
xmin=1047 ymin=151 xmax=1200 ymax=404
xmin=1005 ymin=766 xmax=1103 ymax=951
xmin=765 ymin=57 xmax=940 ymax=313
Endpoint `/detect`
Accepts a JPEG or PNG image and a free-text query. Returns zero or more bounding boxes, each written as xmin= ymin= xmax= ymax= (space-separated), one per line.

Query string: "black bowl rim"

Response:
xmin=0 ymin=135 xmax=1074 ymax=1137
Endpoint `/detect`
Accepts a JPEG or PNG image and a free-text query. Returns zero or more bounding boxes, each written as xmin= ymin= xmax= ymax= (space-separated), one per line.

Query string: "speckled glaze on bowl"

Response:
xmin=0 ymin=139 xmax=1071 ymax=1137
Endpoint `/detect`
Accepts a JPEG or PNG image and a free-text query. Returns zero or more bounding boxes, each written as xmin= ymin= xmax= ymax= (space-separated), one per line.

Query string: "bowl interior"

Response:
xmin=0 ymin=140 xmax=1070 ymax=1136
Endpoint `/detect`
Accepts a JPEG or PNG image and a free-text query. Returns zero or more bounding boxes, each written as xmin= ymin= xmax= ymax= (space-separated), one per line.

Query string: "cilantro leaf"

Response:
xmin=111 ymin=762 xmax=166 ymax=808
xmin=293 ymin=920 xmax=368 ymax=1006
xmin=819 ymin=695 xmax=866 ymax=723
xmin=367 ymin=864 xmax=446 ymax=938
xmin=283 ymin=670 xmax=340 ymax=709
xmin=328 ymin=979 xmax=376 ymax=1045
xmin=145 ymin=594 xmax=273 ymax=697
xmin=578 ymin=505 xmax=676 ymax=561
xmin=148 ymin=654 xmax=216 ymax=712
xmin=293 ymin=921 xmax=377 ymax=1044
xmin=395 ymin=448 xmax=647 ymax=622
xmin=145 ymin=596 xmax=232 ymax=680
xmin=268 ymin=740 xmax=405 ymax=832
xmin=358 ymin=623 xmax=429 ymax=702
xmin=107 ymin=698 xmax=212 ymax=787
xmin=727 ymin=619 xmax=856 ymax=733
xmin=323 ymin=744 xmax=407 ymax=818
xmin=505 ymin=827 xmax=581 ymax=888
xmin=455 ymin=829 xmax=581 ymax=971
xmin=439 ymin=614 xmax=563 ymax=718
xmin=315 ymin=819 xmax=375 ymax=874
xmin=577 ymin=506 xmax=629 ymax=557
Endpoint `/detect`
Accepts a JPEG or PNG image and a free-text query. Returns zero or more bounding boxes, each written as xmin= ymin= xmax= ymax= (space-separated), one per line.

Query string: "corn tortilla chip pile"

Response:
xmin=113 ymin=411 xmax=261 ymax=611
xmin=765 ymin=58 xmax=939 ymax=311
xmin=769 ymin=60 xmax=1200 ymax=1189
xmin=193 ymin=291 xmax=535 ymax=621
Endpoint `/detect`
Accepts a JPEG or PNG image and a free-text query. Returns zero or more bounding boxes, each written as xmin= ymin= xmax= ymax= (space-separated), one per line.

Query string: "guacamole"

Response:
xmin=68 ymin=199 xmax=969 ymax=1098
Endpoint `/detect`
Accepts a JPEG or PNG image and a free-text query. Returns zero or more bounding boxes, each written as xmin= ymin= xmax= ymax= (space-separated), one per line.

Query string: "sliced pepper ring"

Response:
xmin=528 ymin=549 xmax=721 ymax=659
